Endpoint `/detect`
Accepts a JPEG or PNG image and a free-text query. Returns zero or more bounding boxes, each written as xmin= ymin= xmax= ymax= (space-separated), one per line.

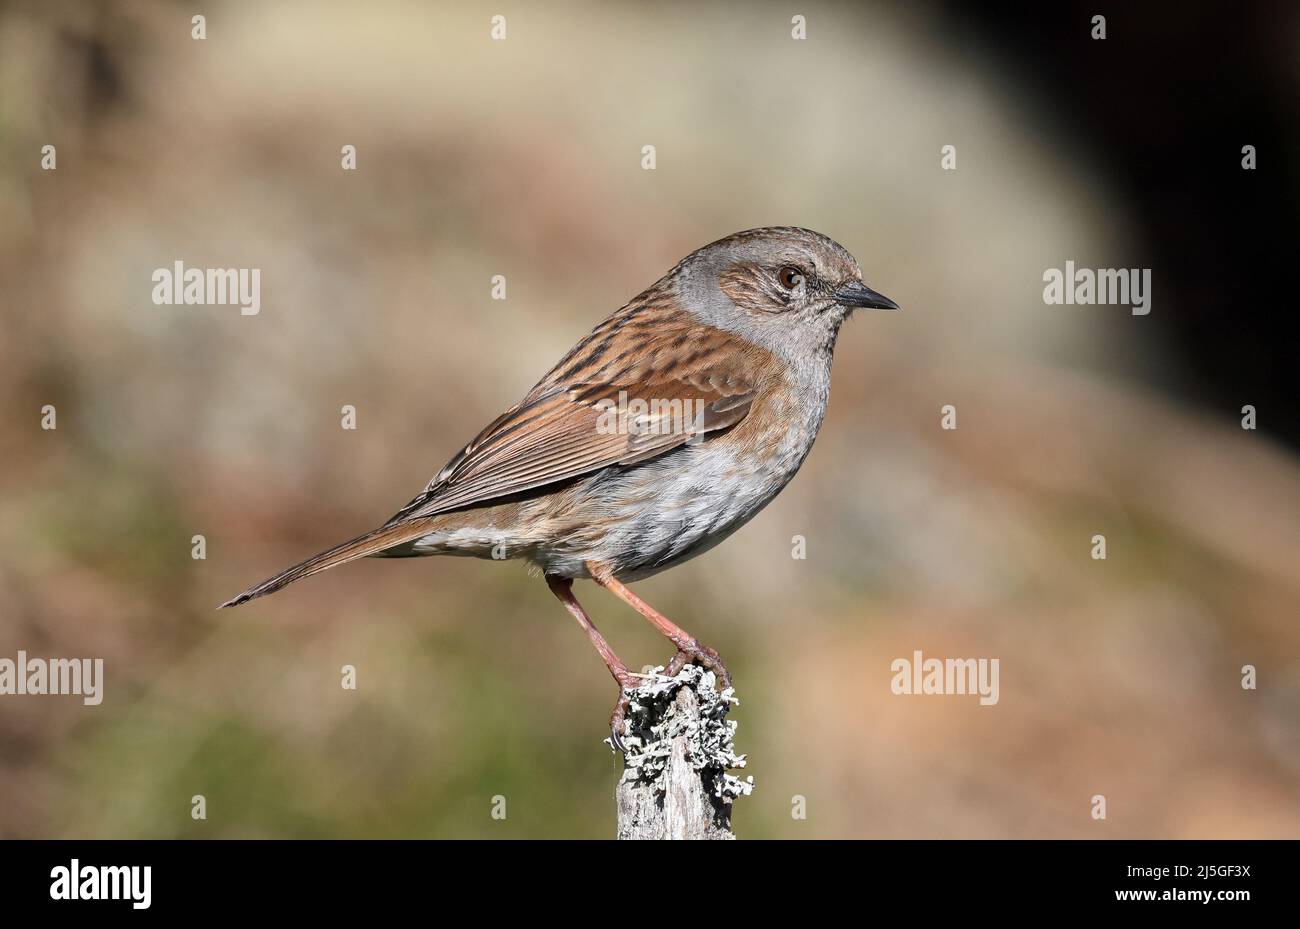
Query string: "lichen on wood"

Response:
xmin=610 ymin=664 xmax=753 ymax=840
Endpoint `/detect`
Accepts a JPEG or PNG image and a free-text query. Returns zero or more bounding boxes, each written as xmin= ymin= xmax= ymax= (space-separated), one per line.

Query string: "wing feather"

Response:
xmin=384 ymin=319 xmax=767 ymax=524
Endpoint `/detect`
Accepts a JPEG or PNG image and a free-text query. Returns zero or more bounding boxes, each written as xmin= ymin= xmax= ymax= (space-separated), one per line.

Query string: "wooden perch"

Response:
xmin=611 ymin=665 xmax=753 ymax=840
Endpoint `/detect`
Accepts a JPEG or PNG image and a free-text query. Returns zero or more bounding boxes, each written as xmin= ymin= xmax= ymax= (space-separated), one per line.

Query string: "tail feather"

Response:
xmin=218 ymin=519 xmax=435 ymax=609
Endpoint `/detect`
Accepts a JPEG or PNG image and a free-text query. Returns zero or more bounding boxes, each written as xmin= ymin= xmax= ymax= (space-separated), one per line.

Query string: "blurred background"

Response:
xmin=1 ymin=0 xmax=1297 ymax=839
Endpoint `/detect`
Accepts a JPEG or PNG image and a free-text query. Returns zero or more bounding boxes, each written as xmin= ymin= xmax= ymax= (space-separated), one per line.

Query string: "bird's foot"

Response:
xmin=664 ymin=639 xmax=732 ymax=689
xmin=606 ymin=663 xmax=641 ymax=753
xmin=609 ymin=689 xmax=632 ymax=753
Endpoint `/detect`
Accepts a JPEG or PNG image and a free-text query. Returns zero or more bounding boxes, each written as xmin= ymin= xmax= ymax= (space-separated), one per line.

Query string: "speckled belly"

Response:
xmin=534 ymin=414 xmax=817 ymax=580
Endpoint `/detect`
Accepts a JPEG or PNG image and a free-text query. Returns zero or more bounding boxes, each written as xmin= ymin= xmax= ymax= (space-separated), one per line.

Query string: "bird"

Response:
xmin=219 ymin=226 xmax=898 ymax=740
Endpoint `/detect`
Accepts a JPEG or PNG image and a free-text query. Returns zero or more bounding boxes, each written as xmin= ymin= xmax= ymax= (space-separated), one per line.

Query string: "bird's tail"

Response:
xmin=217 ymin=518 xmax=435 ymax=609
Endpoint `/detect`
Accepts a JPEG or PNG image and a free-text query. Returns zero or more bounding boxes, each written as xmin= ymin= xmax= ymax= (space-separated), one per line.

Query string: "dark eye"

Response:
xmin=778 ymin=266 xmax=804 ymax=290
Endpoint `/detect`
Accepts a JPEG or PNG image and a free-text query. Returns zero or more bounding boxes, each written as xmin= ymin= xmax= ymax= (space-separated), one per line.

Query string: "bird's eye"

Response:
xmin=778 ymin=266 xmax=804 ymax=290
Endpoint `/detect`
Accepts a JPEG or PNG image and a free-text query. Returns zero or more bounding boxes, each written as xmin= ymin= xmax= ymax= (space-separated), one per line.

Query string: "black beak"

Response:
xmin=835 ymin=280 xmax=899 ymax=310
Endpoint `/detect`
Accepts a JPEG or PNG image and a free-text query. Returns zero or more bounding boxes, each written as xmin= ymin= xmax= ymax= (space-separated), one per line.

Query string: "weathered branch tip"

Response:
xmin=610 ymin=664 xmax=753 ymax=840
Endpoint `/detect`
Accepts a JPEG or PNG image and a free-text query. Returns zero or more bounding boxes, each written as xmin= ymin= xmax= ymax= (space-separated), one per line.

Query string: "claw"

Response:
xmin=609 ymin=689 xmax=631 ymax=753
xmin=665 ymin=639 xmax=731 ymax=689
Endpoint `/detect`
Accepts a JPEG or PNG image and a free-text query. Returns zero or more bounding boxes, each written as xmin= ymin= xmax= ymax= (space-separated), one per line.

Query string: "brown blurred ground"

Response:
xmin=0 ymin=0 xmax=1297 ymax=838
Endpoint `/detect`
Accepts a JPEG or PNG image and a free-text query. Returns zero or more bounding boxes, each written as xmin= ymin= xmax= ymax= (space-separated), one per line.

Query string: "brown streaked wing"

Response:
xmin=383 ymin=320 xmax=765 ymax=524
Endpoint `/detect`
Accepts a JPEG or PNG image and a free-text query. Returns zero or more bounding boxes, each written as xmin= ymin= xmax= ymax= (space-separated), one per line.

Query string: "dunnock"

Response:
xmin=220 ymin=227 xmax=898 ymax=737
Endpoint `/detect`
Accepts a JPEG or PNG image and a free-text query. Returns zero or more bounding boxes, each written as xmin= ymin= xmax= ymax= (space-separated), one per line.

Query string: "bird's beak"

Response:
xmin=835 ymin=280 xmax=900 ymax=310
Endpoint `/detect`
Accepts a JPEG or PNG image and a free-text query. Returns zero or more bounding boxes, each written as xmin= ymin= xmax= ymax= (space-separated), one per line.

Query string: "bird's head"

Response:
xmin=672 ymin=226 xmax=898 ymax=366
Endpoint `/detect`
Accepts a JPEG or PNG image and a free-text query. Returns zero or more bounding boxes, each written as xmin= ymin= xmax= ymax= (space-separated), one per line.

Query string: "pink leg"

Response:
xmin=546 ymin=575 xmax=636 ymax=688
xmin=587 ymin=563 xmax=732 ymax=688
xmin=546 ymin=575 xmax=637 ymax=743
